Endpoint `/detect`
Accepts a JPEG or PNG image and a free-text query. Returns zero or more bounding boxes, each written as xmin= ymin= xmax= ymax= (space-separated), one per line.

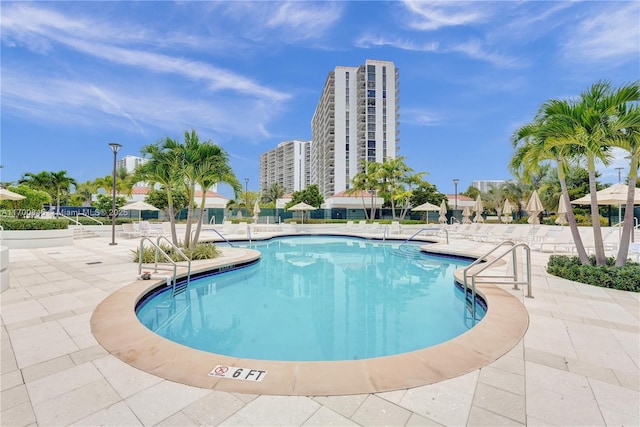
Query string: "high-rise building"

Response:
xmin=472 ymin=180 xmax=507 ymax=193
xmin=259 ymin=140 xmax=311 ymax=195
xmin=117 ymin=155 xmax=148 ymax=174
xmin=311 ymin=59 xmax=399 ymax=197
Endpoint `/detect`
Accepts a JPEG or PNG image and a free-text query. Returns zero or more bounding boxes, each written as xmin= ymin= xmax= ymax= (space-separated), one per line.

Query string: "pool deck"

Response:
xmin=2 ymin=229 xmax=639 ymax=426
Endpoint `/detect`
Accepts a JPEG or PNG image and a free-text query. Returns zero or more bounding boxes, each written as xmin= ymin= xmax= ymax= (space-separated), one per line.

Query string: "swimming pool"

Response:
xmin=136 ymin=236 xmax=486 ymax=361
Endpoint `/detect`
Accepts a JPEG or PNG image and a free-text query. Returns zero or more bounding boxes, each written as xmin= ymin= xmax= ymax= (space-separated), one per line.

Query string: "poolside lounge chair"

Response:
xmin=139 ymin=221 xmax=160 ymax=237
xmin=120 ymin=223 xmax=140 ymax=239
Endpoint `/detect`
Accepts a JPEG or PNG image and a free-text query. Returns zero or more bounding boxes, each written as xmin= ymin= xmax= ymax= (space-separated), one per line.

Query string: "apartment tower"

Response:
xmin=311 ymin=59 xmax=399 ymax=197
xmin=259 ymin=140 xmax=311 ymax=195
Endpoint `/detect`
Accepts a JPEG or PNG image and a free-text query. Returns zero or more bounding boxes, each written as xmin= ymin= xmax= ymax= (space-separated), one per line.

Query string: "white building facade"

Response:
xmin=311 ymin=60 xmax=399 ymax=197
xmin=259 ymin=140 xmax=311 ymax=195
xmin=472 ymin=180 xmax=507 ymax=193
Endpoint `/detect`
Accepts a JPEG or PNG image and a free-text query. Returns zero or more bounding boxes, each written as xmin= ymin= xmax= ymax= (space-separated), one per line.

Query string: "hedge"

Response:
xmin=547 ymin=255 xmax=640 ymax=292
xmin=0 ymin=218 xmax=69 ymax=230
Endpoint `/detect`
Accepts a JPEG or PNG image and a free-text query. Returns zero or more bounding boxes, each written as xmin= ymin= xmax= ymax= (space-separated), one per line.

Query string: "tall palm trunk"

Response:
xmin=166 ymin=188 xmax=179 ymax=246
xmin=183 ymin=184 xmax=196 ymax=248
xmin=616 ymin=152 xmax=638 ymax=266
xmin=558 ymin=167 xmax=589 ymax=264
xmin=587 ymin=157 xmax=606 ymax=265
xmin=191 ymin=194 xmax=208 ymax=249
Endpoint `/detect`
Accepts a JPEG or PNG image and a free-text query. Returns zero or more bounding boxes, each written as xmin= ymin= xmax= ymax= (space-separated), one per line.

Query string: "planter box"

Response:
xmin=0 ymin=229 xmax=73 ymax=249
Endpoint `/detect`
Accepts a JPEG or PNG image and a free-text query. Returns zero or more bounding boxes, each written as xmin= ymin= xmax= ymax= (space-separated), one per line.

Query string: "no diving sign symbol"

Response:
xmin=209 ymin=365 xmax=267 ymax=382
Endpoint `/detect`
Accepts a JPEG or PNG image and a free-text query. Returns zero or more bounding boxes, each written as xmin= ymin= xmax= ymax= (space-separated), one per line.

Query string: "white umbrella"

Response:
xmin=287 ymin=202 xmax=317 ymax=225
xmin=253 ymin=200 xmax=261 ymax=223
xmin=501 ymin=200 xmax=513 ymax=223
xmin=462 ymin=206 xmax=472 ymax=224
xmin=438 ymin=200 xmax=448 ymax=224
xmin=555 ymin=195 xmax=568 ymax=225
xmin=0 ymin=188 xmax=26 ymax=201
xmin=412 ymin=201 xmax=440 ymax=224
xmin=570 ymin=183 xmax=640 ymax=205
xmin=472 ymin=195 xmax=484 ymax=223
xmin=526 ymin=190 xmax=543 ymax=224
xmin=120 ymin=200 xmax=159 ymax=222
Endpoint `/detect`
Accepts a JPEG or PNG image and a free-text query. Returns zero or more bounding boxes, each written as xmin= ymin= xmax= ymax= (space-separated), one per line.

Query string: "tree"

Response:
xmin=0 ymin=185 xmax=51 ymax=218
xmin=145 ymin=188 xmax=189 ymax=219
xmin=261 ymin=183 xmax=285 ymax=205
xmin=462 ymin=185 xmax=480 ymax=200
xmin=544 ymin=80 xmax=639 ymax=265
xmin=410 ymin=181 xmax=446 ymax=207
xmin=19 ymin=170 xmax=77 ymax=213
xmin=286 ymin=184 xmax=324 ymax=208
xmin=349 ymin=160 xmax=381 ymax=220
xmin=94 ymin=193 xmax=127 ymax=218
xmin=69 ymin=181 xmax=96 ymax=207
xmin=377 ymin=157 xmax=425 ymax=221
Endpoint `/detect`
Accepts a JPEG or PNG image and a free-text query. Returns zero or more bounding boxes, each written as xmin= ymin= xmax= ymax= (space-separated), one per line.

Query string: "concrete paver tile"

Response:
xmin=524 ymin=347 xmax=568 ymax=371
xmin=398 ymin=381 xmax=474 ymax=426
xmin=350 ymin=395 xmax=412 ymax=426
xmin=0 ymin=400 xmax=37 ymax=426
xmin=1 ymin=370 xmax=24 ymax=392
xmin=525 ymin=362 xmax=594 ymax=401
xmin=405 ymin=412 xmax=445 ymax=426
xmin=525 ymin=383 xmax=604 ymax=426
xmin=155 ymin=411 xmax=197 ymax=426
xmin=478 ymin=365 xmax=525 ymax=396
xmin=467 ymin=405 xmax=525 ymax=427
xmin=613 ymin=369 xmax=640 ymax=391
xmin=125 ymin=380 xmax=211 ymax=425
xmin=31 ymin=379 xmax=121 ymax=426
xmin=588 ymin=377 xmax=640 ymax=426
xmin=0 ymin=300 xmax=49 ymax=325
xmin=302 ymin=406 xmax=359 ymax=426
xmin=180 ymin=390 xmax=247 ymax=426
xmin=20 ymin=355 xmax=74 ymax=383
xmin=471 ymin=382 xmax=525 ymax=424
xmin=312 ymin=394 xmax=368 ymax=418
xmin=219 ymin=395 xmax=320 ymax=426
xmin=93 ymin=355 xmax=164 ymax=399
xmin=1 ymin=383 xmax=30 ymax=411
xmin=566 ymin=321 xmax=638 ymax=372
xmin=70 ymin=400 xmax=144 ymax=426
xmin=26 ymin=362 xmax=103 ymax=405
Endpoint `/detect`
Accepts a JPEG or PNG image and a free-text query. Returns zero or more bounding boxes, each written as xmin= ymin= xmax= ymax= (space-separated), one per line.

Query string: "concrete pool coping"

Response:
xmin=90 ymin=241 xmax=529 ymax=396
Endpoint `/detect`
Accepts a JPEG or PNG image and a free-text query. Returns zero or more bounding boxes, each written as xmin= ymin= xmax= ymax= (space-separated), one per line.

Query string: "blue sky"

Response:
xmin=1 ymin=1 xmax=638 ymax=199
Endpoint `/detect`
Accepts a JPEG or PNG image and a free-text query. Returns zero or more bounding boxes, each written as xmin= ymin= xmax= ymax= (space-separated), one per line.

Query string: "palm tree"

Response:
xmin=261 ymin=183 xmax=285 ymax=204
xmin=544 ymin=81 xmax=639 ymax=265
xmin=191 ymin=143 xmax=240 ymax=248
xmin=20 ymin=170 xmax=76 ymax=213
xmin=349 ymin=160 xmax=381 ymax=220
xmin=135 ymin=138 xmax=183 ymax=245
xmin=511 ymin=120 xmax=590 ymax=264
xmin=611 ymin=100 xmax=640 ymax=266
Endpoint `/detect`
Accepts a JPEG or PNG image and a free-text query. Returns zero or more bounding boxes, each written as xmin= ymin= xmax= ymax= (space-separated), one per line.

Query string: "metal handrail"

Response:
xmin=399 ymin=227 xmax=449 ymax=247
xmin=76 ymin=213 xmax=103 ymax=225
xmin=462 ymin=240 xmax=533 ymax=320
xmin=55 ymin=212 xmax=82 ymax=226
xmin=138 ymin=236 xmax=192 ymax=297
xmin=190 ymin=228 xmax=235 ymax=247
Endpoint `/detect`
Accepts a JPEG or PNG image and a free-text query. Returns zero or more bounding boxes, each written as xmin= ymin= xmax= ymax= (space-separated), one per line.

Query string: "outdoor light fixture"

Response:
xmin=453 ymin=178 xmax=459 ymax=213
xmin=109 ymin=143 xmax=122 ymax=246
xmin=245 ymin=178 xmax=249 ymax=213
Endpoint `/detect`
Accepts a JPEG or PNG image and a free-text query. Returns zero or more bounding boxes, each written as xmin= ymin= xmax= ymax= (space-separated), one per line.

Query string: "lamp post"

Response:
xmin=615 ymin=167 xmax=623 ymax=183
xmin=244 ymin=178 xmax=249 ymax=215
xmin=453 ymin=178 xmax=459 ymax=213
xmin=108 ymin=143 xmax=122 ymax=246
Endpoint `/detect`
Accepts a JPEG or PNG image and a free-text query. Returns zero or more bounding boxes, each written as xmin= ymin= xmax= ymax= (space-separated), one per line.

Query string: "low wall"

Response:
xmin=0 ymin=229 xmax=74 ymax=249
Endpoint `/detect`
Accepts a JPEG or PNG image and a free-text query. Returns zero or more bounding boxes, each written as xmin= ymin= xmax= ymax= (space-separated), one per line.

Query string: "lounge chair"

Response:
xmin=120 ymin=223 xmax=140 ymax=238
xmin=139 ymin=221 xmax=160 ymax=237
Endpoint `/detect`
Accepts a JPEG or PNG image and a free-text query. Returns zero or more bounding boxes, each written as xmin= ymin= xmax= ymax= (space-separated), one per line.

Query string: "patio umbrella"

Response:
xmin=412 ymin=201 xmax=440 ymax=224
xmin=525 ymin=190 xmax=543 ymax=224
xmin=0 ymin=188 xmax=26 ymax=200
xmin=501 ymin=200 xmax=513 ymax=223
xmin=287 ymin=202 xmax=316 ymax=226
xmin=570 ymin=182 xmax=639 ymax=230
xmin=438 ymin=200 xmax=448 ymax=224
xmin=120 ymin=200 xmax=159 ymax=222
xmin=253 ymin=200 xmax=261 ymax=223
xmin=555 ymin=195 xmax=568 ymax=225
xmin=462 ymin=206 xmax=472 ymax=224
xmin=472 ymin=195 xmax=484 ymax=223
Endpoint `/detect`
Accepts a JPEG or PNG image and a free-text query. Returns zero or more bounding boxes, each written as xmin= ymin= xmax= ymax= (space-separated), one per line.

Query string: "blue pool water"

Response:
xmin=136 ymin=236 xmax=485 ymax=361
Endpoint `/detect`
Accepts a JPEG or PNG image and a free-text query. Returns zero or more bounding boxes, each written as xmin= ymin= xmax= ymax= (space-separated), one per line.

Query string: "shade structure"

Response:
xmin=253 ymin=200 xmax=261 ymax=223
xmin=570 ymin=183 xmax=640 ymax=206
xmin=462 ymin=206 xmax=472 ymax=224
xmin=501 ymin=200 xmax=513 ymax=223
xmin=472 ymin=195 xmax=484 ymax=223
xmin=287 ymin=202 xmax=317 ymax=225
xmin=0 ymin=188 xmax=26 ymax=201
xmin=555 ymin=195 xmax=568 ymax=225
xmin=526 ymin=190 xmax=543 ymax=224
xmin=438 ymin=200 xmax=448 ymax=224
xmin=412 ymin=201 xmax=440 ymax=224
xmin=120 ymin=200 xmax=159 ymax=222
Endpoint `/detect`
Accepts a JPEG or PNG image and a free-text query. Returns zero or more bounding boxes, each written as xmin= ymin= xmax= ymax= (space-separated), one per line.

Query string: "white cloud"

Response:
xmin=563 ymin=2 xmax=640 ymax=64
xmin=354 ymin=34 xmax=439 ymax=52
xmin=401 ymin=108 xmax=443 ymax=127
xmin=401 ymin=0 xmax=491 ymax=31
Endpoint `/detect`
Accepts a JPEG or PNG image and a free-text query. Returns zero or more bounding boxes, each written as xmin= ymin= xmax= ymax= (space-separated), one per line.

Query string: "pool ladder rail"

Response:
xmin=462 ymin=241 xmax=534 ymax=319
xmin=138 ymin=236 xmax=192 ymax=297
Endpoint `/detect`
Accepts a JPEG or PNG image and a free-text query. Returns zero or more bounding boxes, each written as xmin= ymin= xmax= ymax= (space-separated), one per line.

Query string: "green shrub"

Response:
xmin=547 ymin=255 xmax=640 ymax=292
xmin=132 ymin=242 xmax=220 ymax=263
xmin=0 ymin=218 xmax=69 ymax=230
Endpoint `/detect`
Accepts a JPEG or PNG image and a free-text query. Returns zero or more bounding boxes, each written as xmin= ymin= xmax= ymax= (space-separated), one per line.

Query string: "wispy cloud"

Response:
xmin=401 ymin=0 xmax=491 ymax=31
xmin=401 ymin=108 xmax=443 ymax=127
xmin=355 ymin=33 xmax=439 ymax=52
xmin=563 ymin=2 xmax=640 ymax=64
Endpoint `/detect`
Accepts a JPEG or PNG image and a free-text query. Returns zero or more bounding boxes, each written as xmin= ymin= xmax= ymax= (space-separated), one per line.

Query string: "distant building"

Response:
xmin=472 ymin=180 xmax=507 ymax=193
xmin=311 ymin=59 xmax=399 ymax=197
xmin=117 ymin=155 xmax=147 ymax=174
xmin=260 ymin=140 xmax=311 ymax=195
